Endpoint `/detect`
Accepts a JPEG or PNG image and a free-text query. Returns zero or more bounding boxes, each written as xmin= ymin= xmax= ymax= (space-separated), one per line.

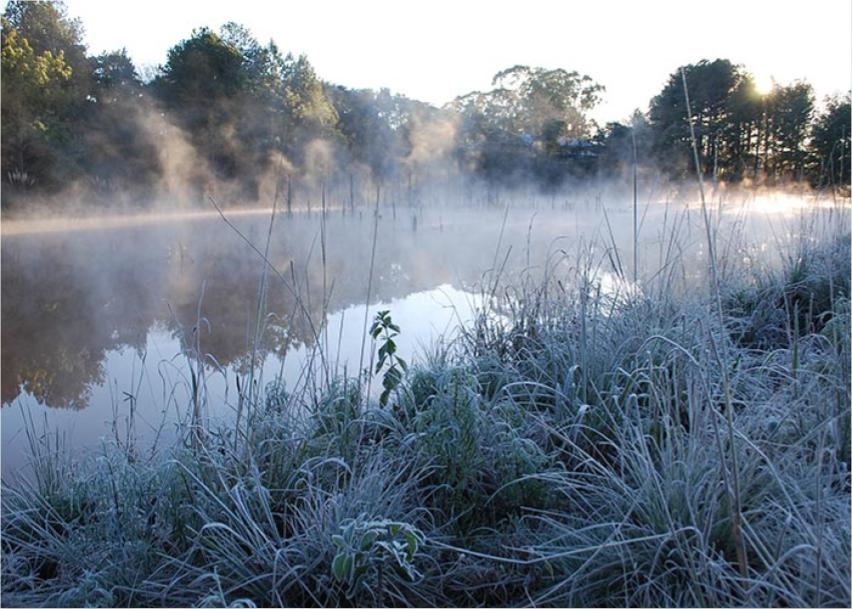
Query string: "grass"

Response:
xmin=1 ymin=204 xmax=850 ymax=607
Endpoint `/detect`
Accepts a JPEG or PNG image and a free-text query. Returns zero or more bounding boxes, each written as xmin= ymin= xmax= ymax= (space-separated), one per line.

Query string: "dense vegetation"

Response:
xmin=2 ymin=1 xmax=850 ymax=210
xmin=2 ymin=209 xmax=849 ymax=606
xmin=1 ymin=2 xmax=850 ymax=607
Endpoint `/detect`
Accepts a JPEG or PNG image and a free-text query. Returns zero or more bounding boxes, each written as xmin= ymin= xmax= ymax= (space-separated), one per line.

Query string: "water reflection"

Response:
xmin=1 ymin=209 xmax=533 ymax=412
xmin=2 ymin=200 xmax=844 ymax=476
xmin=724 ymin=192 xmax=851 ymax=216
xmin=5 ymin=200 xmax=842 ymax=411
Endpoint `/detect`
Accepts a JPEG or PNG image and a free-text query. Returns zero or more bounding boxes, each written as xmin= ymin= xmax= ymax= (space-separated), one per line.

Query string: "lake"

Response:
xmin=2 ymin=192 xmax=844 ymax=477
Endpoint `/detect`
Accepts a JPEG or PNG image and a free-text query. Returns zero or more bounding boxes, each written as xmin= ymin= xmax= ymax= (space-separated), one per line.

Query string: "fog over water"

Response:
xmin=1 ymin=189 xmax=847 ymax=477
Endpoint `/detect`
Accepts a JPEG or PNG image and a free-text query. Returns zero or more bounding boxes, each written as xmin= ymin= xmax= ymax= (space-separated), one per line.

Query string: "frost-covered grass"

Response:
xmin=2 ymin=213 xmax=850 ymax=607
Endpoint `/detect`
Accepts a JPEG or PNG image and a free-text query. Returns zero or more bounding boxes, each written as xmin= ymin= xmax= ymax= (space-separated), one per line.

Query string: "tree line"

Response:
xmin=2 ymin=1 xmax=849 ymax=209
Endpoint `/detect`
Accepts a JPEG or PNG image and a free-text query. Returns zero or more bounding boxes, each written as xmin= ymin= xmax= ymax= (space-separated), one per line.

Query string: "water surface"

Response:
xmin=3 ymin=194 xmax=843 ymax=477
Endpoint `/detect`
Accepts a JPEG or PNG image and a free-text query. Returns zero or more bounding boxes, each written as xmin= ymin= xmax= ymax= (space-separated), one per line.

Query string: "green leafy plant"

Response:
xmin=331 ymin=516 xmax=424 ymax=600
xmin=370 ymin=310 xmax=408 ymax=406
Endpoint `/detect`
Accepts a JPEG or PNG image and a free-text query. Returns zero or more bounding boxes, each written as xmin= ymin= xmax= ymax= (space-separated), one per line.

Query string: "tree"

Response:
xmin=79 ymin=49 xmax=162 ymax=200
xmin=1 ymin=14 xmax=73 ymax=192
xmin=454 ymin=65 xmax=603 ymax=140
xmin=329 ymin=86 xmax=398 ymax=182
xmin=154 ymin=27 xmax=245 ymax=114
xmin=809 ymin=94 xmax=851 ymax=187
xmin=762 ymin=81 xmax=814 ymax=180
xmin=90 ymin=48 xmax=140 ymax=92
xmin=649 ymin=59 xmax=742 ymax=179
xmin=724 ymin=74 xmax=762 ymax=179
xmin=594 ymin=111 xmax=652 ymax=178
xmin=280 ymin=54 xmax=338 ymax=144
xmin=153 ymin=26 xmax=279 ymax=193
xmin=152 ymin=24 xmax=342 ymax=199
xmin=648 ymin=59 xmax=821 ymax=184
xmin=450 ymin=65 xmax=604 ymax=185
xmin=2 ymin=0 xmax=87 ymax=89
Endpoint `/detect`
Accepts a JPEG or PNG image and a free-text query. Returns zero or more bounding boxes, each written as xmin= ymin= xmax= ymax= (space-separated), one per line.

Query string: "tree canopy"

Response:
xmin=1 ymin=2 xmax=847 ymax=209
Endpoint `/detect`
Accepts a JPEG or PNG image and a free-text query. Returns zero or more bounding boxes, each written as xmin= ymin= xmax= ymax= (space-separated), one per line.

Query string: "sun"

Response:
xmin=753 ymin=72 xmax=775 ymax=95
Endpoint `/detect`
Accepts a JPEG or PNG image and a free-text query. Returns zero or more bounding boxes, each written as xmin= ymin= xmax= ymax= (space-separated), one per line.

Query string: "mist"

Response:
xmin=2 ymin=3 xmax=851 ymax=608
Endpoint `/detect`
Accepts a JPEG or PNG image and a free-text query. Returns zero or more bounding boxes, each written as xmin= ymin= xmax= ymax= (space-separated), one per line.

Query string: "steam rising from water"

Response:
xmin=1 ymin=168 xmax=847 ymax=478
xmin=1 ymin=207 xmax=278 ymax=237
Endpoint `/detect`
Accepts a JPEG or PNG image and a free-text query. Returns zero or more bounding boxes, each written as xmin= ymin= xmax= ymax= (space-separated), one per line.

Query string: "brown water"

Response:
xmin=2 ymin=194 xmax=843 ymax=477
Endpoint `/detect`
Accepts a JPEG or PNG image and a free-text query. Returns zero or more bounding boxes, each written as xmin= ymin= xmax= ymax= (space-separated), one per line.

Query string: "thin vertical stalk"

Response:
xmin=191 ymin=280 xmax=207 ymax=451
xmin=682 ymin=67 xmax=749 ymax=578
xmin=320 ymin=179 xmax=330 ymax=387
xmin=244 ymin=173 xmax=280 ymax=441
xmin=632 ymin=126 xmax=639 ymax=284
xmin=359 ymin=183 xmax=381 ymax=393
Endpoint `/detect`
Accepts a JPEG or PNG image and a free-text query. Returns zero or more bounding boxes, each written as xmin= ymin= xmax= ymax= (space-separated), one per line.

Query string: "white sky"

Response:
xmin=64 ymin=0 xmax=851 ymax=124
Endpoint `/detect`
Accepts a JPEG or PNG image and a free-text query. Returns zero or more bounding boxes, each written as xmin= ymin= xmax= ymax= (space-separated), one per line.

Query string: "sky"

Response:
xmin=64 ymin=0 xmax=851 ymax=124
